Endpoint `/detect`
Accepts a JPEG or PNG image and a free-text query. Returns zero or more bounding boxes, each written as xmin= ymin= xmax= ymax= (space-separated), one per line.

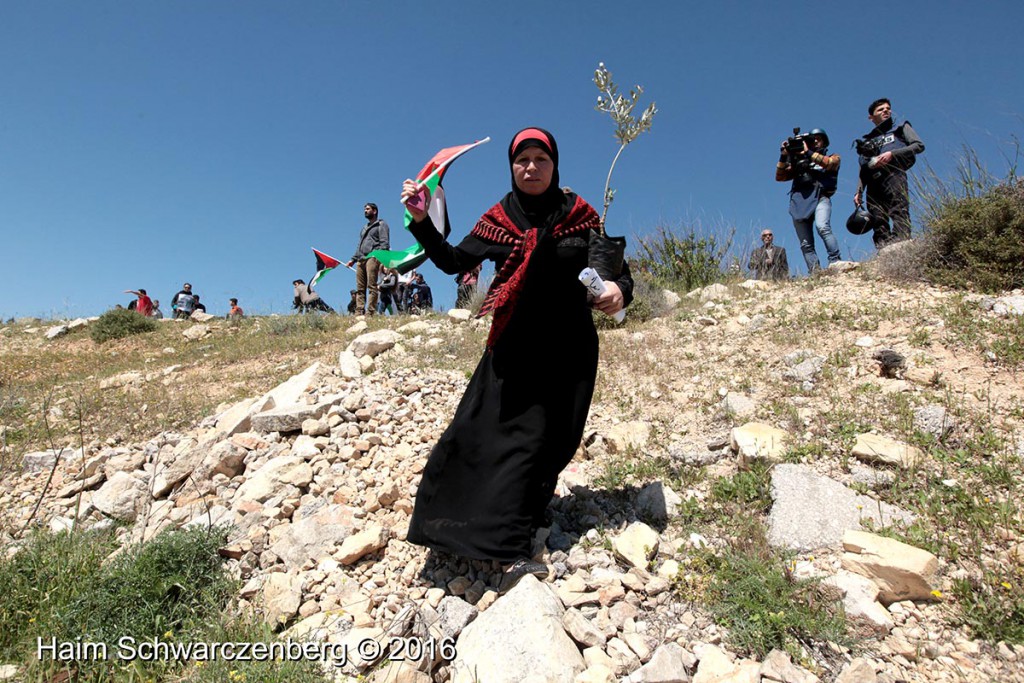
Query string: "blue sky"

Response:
xmin=2 ymin=0 xmax=1022 ymax=319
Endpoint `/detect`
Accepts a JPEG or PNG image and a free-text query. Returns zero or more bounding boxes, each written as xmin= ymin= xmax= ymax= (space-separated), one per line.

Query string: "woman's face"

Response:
xmin=512 ymin=147 xmax=554 ymax=195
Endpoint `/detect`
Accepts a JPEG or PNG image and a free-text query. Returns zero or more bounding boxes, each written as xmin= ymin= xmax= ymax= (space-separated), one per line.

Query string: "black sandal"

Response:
xmin=498 ymin=558 xmax=549 ymax=594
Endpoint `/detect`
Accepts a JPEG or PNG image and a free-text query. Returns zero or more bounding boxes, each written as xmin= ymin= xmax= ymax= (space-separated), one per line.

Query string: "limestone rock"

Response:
xmin=721 ymin=392 xmax=755 ymax=419
xmin=834 ymin=658 xmax=877 ymax=683
xmin=563 ymin=607 xmax=607 ymax=648
xmin=631 ymin=642 xmax=691 ymax=682
xmin=235 ymin=455 xmax=313 ymax=503
xmin=182 ymin=324 xmax=210 ymax=340
xmin=820 ymin=570 xmax=894 ymax=635
xmin=612 ymin=522 xmax=659 ymax=569
xmin=827 ymin=260 xmax=859 ymax=273
xmin=759 ymin=648 xmax=819 ymax=683
xmin=251 ymin=400 xmax=333 ymax=433
xmin=190 ymin=311 xmax=215 ymax=322
xmin=852 ymin=433 xmax=923 ymax=469
xmin=605 ymin=421 xmax=651 ymax=454
xmin=99 ymin=371 xmax=143 ymax=389
xmin=576 ymin=665 xmax=617 ymax=683
xmin=993 ymin=294 xmax=1024 ymax=316
xmin=150 ymin=437 xmax=201 ymax=498
xmin=451 ymin=575 xmax=584 ymax=683
xmin=731 ymin=422 xmax=790 ymax=465
xmin=768 ymin=464 xmax=914 ymax=551
xmin=448 ymin=309 xmax=472 ymax=321
xmin=437 ymin=596 xmax=478 ymax=639
xmin=45 ymin=325 xmax=69 ymax=340
xmin=22 ymin=447 xmax=75 ymax=474
xmin=262 ymin=362 xmax=323 ymax=410
xmin=214 ymin=397 xmax=259 ymax=436
xmin=335 ymin=524 xmax=389 ymax=565
xmin=662 ymin=290 xmax=681 ymax=309
xmin=913 ymin=405 xmax=956 ymax=440
xmin=739 ymin=279 xmax=770 ymax=291
xmin=697 ymin=283 xmax=730 ymax=302
xmin=92 ymin=471 xmax=149 ymax=522
xmin=338 ymin=350 xmax=362 ymax=379
xmin=270 ymin=504 xmax=357 ymax=569
xmin=347 ymin=329 xmax=403 ymax=358
xmin=262 ymin=572 xmax=303 ymax=625
xmin=841 ymin=530 xmax=939 ymax=604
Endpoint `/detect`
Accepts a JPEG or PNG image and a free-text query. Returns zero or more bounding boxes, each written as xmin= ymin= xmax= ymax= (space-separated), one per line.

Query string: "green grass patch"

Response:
xmin=0 ymin=525 xmax=326 ymax=682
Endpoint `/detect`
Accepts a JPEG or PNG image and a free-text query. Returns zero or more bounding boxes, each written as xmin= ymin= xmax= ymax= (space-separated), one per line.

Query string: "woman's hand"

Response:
xmin=401 ymin=179 xmax=430 ymax=223
xmin=593 ymin=281 xmax=624 ymax=315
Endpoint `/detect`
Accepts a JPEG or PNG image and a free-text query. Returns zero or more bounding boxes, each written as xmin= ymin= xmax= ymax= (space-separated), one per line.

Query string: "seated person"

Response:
xmin=292 ymin=279 xmax=334 ymax=313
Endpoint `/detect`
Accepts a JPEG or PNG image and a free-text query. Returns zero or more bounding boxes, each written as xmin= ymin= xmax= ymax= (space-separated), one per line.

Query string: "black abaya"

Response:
xmin=405 ymin=201 xmax=633 ymax=562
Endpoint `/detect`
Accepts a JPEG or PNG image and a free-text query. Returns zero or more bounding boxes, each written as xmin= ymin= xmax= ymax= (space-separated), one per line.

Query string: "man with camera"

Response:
xmin=776 ymin=128 xmax=842 ymax=272
xmin=854 ymin=98 xmax=925 ymax=248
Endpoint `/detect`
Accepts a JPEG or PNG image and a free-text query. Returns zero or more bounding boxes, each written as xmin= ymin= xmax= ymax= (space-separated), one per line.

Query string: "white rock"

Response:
xmin=852 ymin=433 xmax=923 ymax=469
xmin=612 ymin=522 xmax=659 ymax=569
xmin=731 ymin=422 xmax=790 ymax=465
xmin=841 ymin=530 xmax=939 ymax=604
xmin=338 ymin=350 xmax=362 ymax=378
xmin=347 ymin=329 xmax=403 ymax=358
xmin=262 ymin=572 xmax=303 ymax=625
xmin=92 ymin=472 xmax=149 ymax=521
xmin=448 ymin=309 xmax=472 ymax=321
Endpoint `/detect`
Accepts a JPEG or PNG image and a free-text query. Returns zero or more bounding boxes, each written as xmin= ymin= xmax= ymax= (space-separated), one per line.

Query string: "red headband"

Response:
xmin=511 ymin=128 xmax=552 ymax=154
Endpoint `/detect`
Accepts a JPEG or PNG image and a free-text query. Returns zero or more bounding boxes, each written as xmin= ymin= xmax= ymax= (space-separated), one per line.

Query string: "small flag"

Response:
xmin=368 ymin=138 xmax=489 ymax=274
xmin=310 ymin=248 xmax=341 ymax=287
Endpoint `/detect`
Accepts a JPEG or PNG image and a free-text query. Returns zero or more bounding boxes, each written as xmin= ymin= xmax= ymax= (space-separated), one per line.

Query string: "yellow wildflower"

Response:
xmin=163 ymin=630 xmax=173 ymax=640
xmin=931 ymin=589 xmax=943 ymax=599
xmin=1001 ymin=581 xmax=1013 ymax=590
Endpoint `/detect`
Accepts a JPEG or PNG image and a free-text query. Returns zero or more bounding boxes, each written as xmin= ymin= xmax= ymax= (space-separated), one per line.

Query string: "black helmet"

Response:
xmin=808 ymin=128 xmax=829 ymax=146
xmin=846 ymin=208 xmax=875 ymax=235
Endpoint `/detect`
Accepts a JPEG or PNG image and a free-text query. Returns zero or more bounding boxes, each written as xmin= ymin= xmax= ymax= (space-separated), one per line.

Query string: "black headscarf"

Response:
xmin=502 ymin=127 xmax=573 ymax=231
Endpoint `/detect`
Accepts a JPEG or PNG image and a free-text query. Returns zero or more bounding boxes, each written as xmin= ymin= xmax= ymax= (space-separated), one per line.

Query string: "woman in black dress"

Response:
xmin=400 ymin=128 xmax=634 ymax=591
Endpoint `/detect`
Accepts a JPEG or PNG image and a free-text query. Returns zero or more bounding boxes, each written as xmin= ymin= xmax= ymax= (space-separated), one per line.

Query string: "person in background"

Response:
xmin=378 ymin=266 xmax=398 ymax=314
xmin=854 ymin=98 xmax=926 ymax=248
xmin=151 ymin=299 xmax=164 ymax=319
xmin=171 ymin=282 xmax=197 ymax=319
xmin=409 ymin=273 xmax=433 ymax=312
xmin=292 ymin=279 xmax=334 ymax=313
xmin=193 ymin=295 xmax=206 ymax=313
xmin=776 ymin=128 xmax=842 ymax=272
xmin=227 ymin=298 xmax=244 ymax=319
xmin=124 ymin=289 xmax=153 ymax=316
xmin=346 ymin=202 xmax=390 ymax=315
xmin=455 ymin=263 xmax=482 ymax=308
xmin=748 ymin=229 xmax=790 ymax=280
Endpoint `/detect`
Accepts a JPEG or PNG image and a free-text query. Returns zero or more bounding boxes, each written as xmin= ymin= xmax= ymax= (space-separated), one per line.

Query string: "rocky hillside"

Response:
xmin=2 ymin=261 xmax=1023 ymax=683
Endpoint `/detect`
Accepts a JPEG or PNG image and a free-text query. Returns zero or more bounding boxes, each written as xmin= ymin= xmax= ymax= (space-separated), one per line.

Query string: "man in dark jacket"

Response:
xmin=748 ymin=229 xmax=790 ymax=281
xmin=854 ymin=98 xmax=925 ymax=248
xmin=171 ymin=282 xmax=197 ymax=320
xmin=345 ymin=203 xmax=390 ymax=315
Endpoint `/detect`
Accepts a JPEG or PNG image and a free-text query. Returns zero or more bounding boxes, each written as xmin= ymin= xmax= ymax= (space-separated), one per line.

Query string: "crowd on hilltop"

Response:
xmin=111 ymin=97 xmax=926 ymax=320
xmin=119 ymin=282 xmax=243 ymax=320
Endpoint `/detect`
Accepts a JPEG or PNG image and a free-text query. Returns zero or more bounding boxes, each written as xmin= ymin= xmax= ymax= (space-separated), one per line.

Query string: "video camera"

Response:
xmin=782 ymin=127 xmax=813 ymax=172
xmin=854 ymin=136 xmax=884 ymax=157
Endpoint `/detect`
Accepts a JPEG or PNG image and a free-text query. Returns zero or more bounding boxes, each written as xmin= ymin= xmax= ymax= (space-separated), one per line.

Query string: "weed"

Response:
xmin=952 ymin=567 xmax=1024 ymax=644
xmin=634 ymin=222 xmax=735 ymax=292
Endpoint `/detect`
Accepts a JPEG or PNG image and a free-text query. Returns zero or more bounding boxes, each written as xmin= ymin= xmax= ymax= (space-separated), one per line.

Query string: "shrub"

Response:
xmin=90 ymin=308 xmax=159 ymax=343
xmin=634 ymin=222 xmax=734 ymax=292
xmin=922 ymin=179 xmax=1024 ymax=292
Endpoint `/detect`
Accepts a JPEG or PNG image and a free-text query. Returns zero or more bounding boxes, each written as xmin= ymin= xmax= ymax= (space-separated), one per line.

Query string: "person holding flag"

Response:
xmin=400 ymin=127 xmax=634 ymax=593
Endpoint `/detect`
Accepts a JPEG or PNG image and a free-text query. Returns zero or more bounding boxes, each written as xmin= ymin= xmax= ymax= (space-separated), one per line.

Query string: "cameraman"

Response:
xmin=776 ymin=129 xmax=842 ymax=272
xmin=854 ymin=98 xmax=925 ymax=248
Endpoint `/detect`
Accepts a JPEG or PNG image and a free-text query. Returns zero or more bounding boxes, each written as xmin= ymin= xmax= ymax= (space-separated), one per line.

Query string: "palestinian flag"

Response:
xmin=310 ymin=248 xmax=341 ymax=287
xmin=368 ymin=137 xmax=490 ymax=274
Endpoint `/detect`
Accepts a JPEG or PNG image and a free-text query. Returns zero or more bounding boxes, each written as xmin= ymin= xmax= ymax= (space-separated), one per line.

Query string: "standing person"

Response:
xmin=396 ymin=269 xmax=415 ymax=312
xmin=776 ymin=128 xmax=842 ymax=272
xmin=124 ymin=289 xmax=153 ymax=316
xmin=748 ymin=229 xmax=790 ymax=280
xmin=151 ymin=299 xmax=164 ymax=319
xmin=854 ymin=98 xmax=926 ymax=248
xmin=345 ymin=203 xmax=390 ymax=315
xmin=409 ymin=273 xmax=433 ymax=313
xmin=377 ymin=266 xmax=398 ymax=314
xmin=455 ymin=263 xmax=482 ymax=309
xmin=400 ymin=127 xmax=633 ymax=592
xmin=227 ymin=298 xmax=244 ymax=319
xmin=171 ymin=282 xmax=197 ymax=320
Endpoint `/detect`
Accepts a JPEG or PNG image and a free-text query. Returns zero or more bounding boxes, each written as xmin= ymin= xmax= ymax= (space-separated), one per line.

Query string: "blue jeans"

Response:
xmin=792 ymin=195 xmax=841 ymax=272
